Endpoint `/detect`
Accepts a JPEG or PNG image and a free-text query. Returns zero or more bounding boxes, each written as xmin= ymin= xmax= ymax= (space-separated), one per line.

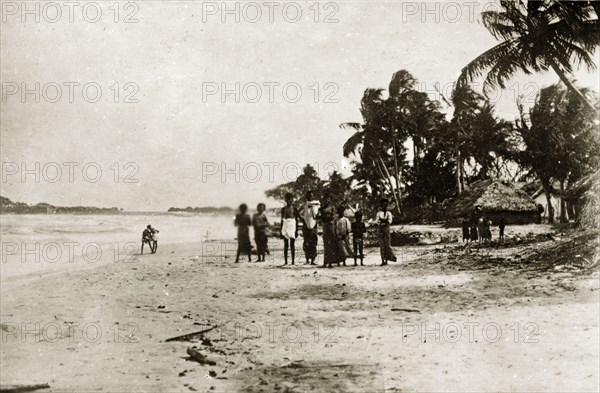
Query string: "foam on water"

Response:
xmin=0 ymin=213 xmax=258 ymax=279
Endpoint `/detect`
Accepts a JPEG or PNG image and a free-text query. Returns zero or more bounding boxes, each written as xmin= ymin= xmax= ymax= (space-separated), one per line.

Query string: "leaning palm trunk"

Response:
xmin=550 ymin=62 xmax=597 ymax=113
xmin=455 ymin=149 xmax=463 ymax=195
xmin=377 ymin=156 xmax=402 ymax=218
xmin=390 ymin=129 xmax=403 ymax=218
xmin=545 ymin=191 xmax=554 ymax=224
xmin=560 ymin=180 xmax=568 ymax=223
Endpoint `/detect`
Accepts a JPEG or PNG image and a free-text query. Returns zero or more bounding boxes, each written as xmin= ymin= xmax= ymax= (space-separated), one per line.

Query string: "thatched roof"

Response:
xmin=446 ymin=179 xmax=538 ymax=217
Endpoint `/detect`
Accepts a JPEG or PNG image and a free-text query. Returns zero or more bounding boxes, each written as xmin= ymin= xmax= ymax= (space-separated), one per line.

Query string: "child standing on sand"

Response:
xmin=280 ymin=193 xmax=298 ymax=266
xmin=375 ymin=198 xmax=397 ymax=266
xmin=462 ymin=219 xmax=470 ymax=243
xmin=252 ymin=203 xmax=270 ymax=262
xmin=234 ymin=204 xmax=252 ymax=263
xmin=498 ymin=217 xmax=506 ymax=242
xmin=351 ymin=211 xmax=366 ymax=266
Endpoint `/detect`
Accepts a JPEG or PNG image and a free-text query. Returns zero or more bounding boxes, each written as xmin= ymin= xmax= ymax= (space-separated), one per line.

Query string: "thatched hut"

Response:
xmin=445 ymin=179 xmax=539 ymax=225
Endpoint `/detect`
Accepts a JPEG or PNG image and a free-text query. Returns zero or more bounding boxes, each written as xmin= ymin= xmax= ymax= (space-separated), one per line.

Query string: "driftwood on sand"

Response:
xmin=164 ymin=325 xmax=218 ymax=342
xmin=0 ymin=384 xmax=50 ymax=393
xmin=186 ymin=346 xmax=217 ymax=365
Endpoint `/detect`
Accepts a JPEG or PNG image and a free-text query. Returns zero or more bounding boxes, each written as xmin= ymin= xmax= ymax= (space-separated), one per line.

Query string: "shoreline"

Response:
xmin=1 ymin=230 xmax=598 ymax=392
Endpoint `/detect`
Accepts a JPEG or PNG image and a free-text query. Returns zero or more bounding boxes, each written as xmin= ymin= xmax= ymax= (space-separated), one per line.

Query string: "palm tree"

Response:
xmin=458 ymin=0 xmax=599 ymax=112
xmin=340 ymin=88 xmax=404 ymax=216
xmin=340 ymin=70 xmax=443 ymax=217
xmin=516 ymin=83 xmax=600 ymax=222
xmin=439 ymin=84 xmax=517 ymax=195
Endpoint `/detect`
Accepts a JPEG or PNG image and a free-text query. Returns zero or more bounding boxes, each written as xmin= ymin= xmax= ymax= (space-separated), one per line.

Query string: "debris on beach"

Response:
xmin=390 ymin=308 xmax=420 ymax=313
xmin=187 ymin=346 xmax=217 ymax=366
xmin=165 ymin=325 xmax=218 ymax=342
xmin=0 ymin=383 xmax=50 ymax=393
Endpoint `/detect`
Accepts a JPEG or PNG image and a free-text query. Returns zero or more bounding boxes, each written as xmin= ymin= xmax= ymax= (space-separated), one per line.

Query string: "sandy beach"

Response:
xmin=1 ymin=226 xmax=598 ymax=392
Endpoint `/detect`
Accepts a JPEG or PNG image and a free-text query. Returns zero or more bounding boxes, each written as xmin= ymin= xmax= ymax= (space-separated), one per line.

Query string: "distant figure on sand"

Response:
xmin=318 ymin=193 xmax=337 ymax=268
xmin=300 ymin=190 xmax=320 ymax=265
xmin=252 ymin=203 xmax=270 ymax=262
xmin=280 ymin=193 xmax=298 ymax=265
xmin=498 ymin=217 xmax=506 ymax=242
xmin=334 ymin=205 xmax=353 ymax=266
xmin=234 ymin=204 xmax=252 ymax=263
xmin=375 ymin=198 xmax=397 ymax=266
xmin=141 ymin=225 xmax=156 ymax=254
xmin=462 ymin=219 xmax=470 ymax=243
xmin=351 ymin=211 xmax=366 ymax=266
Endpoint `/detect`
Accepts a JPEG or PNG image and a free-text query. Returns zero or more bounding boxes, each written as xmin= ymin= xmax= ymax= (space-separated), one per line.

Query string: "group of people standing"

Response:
xmin=461 ymin=205 xmax=506 ymax=243
xmin=234 ymin=191 xmax=398 ymax=267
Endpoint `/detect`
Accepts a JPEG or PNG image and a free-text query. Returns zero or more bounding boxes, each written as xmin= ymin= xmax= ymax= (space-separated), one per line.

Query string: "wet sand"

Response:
xmin=1 ymin=235 xmax=598 ymax=392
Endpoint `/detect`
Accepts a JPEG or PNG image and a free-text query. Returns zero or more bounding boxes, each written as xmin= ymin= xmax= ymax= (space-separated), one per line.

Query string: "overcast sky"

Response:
xmin=1 ymin=1 xmax=598 ymax=211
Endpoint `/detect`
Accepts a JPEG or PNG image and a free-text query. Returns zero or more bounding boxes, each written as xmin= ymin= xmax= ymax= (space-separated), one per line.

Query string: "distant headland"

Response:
xmin=167 ymin=206 xmax=235 ymax=214
xmin=0 ymin=196 xmax=122 ymax=214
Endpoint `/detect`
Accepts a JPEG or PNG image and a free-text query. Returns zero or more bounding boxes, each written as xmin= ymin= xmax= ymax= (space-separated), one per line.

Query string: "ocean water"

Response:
xmin=0 ymin=212 xmax=278 ymax=279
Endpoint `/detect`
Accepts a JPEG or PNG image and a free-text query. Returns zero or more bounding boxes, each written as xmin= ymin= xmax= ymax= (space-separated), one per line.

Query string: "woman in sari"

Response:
xmin=234 ymin=204 xmax=252 ymax=263
xmin=300 ymin=190 xmax=320 ymax=265
xmin=318 ymin=193 xmax=337 ymax=268
xmin=375 ymin=198 xmax=397 ymax=266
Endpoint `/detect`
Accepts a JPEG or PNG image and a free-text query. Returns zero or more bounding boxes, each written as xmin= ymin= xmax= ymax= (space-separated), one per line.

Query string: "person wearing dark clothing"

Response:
xmin=498 ymin=218 xmax=506 ymax=242
xmin=470 ymin=222 xmax=478 ymax=242
xmin=462 ymin=219 xmax=470 ymax=243
xmin=351 ymin=211 xmax=367 ymax=266
xmin=252 ymin=203 xmax=270 ymax=262
xmin=235 ymin=204 xmax=252 ymax=263
xmin=318 ymin=193 xmax=337 ymax=268
xmin=141 ymin=225 xmax=156 ymax=254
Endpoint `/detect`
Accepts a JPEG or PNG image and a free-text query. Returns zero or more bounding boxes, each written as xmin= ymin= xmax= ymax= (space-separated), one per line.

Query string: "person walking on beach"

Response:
xmin=351 ymin=211 xmax=366 ymax=266
xmin=252 ymin=203 xmax=270 ymax=262
xmin=318 ymin=193 xmax=337 ymax=268
xmin=335 ymin=205 xmax=353 ymax=266
xmin=375 ymin=198 xmax=397 ymax=266
xmin=141 ymin=225 xmax=154 ymax=254
xmin=300 ymin=190 xmax=320 ymax=265
xmin=280 ymin=193 xmax=298 ymax=266
xmin=234 ymin=204 xmax=252 ymax=263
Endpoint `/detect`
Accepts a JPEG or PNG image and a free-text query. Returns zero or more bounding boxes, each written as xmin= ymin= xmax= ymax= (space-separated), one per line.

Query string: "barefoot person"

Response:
xmin=335 ymin=205 xmax=353 ymax=266
xmin=234 ymin=204 xmax=252 ymax=263
xmin=318 ymin=193 xmax=337 ymax=268
xmin=375 ymin=198 xmax=397 ymax=266
xmin=300 ymin=190 xmax=320 ymax=265
xmin=280 ymin=193 xmax=298 ymax=266
xmin=141 ymin=225 xmax=154 ymax=254
xmin=151 ymin=229 xmax=159 ymax=253
xmin=252 ymin=203 xmax=270 ymax=262
xmin=351 ymin=211 xmax=366 ymax=266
